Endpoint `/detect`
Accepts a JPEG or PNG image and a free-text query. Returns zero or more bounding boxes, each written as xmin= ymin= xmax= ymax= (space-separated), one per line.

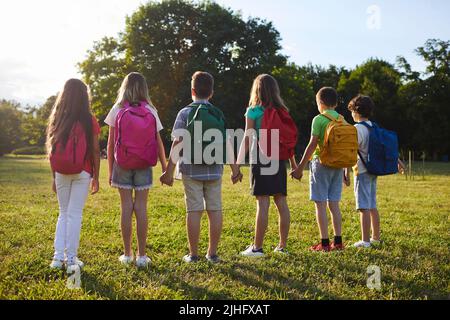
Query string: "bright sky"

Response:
xmin=0 ymin=0 xmax=449 ymax=106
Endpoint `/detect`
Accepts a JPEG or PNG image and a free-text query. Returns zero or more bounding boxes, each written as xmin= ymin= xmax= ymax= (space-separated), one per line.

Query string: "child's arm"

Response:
xmin=107 ymin=127 xmax=115 ymax=186
xmin=398 ymin=159 xmax=406 ymax=174
xmin=237 ymin=117 xmax=256 ymax=165
xmin=91 ymin=132 xmax=101 ymax=194
xmin=157 ymin=132 xmax=167 ymax=173
xmin=289 ymin=155 xmax=297 ymax=171
xmin=160 ymin=139 xmax=182 ymax=186
xmin=291 ymin=136 xmax=319 ymax=180
xmin=343 ymin=168 xmax=351 ymax=187
xmin=52 ymin=170 xmax=56 ymax=194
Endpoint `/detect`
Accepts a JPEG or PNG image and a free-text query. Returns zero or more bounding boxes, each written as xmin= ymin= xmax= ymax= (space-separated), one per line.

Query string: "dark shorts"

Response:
xmin=250 ymin=160 xmax=287 ymax=197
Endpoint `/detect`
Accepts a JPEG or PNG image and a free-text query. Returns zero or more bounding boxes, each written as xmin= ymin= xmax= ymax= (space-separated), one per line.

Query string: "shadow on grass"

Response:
xmin=217 ymin=261 xmax=337 ymax=300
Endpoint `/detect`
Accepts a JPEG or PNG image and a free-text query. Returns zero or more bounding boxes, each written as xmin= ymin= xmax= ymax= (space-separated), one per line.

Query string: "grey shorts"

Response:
xmin=354 ymin=173 xmax=377 ymax=210
xmin=310 ymin=159 xmax=344 ymax=202
xmin=111 ymin=162 xmax=153 ymax=191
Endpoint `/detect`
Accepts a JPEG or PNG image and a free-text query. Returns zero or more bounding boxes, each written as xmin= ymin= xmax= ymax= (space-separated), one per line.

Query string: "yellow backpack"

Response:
xmin=319 ymin=113 xmax=358 ymax=168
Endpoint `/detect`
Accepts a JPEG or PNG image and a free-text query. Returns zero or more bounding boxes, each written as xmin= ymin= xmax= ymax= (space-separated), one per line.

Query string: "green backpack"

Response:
xmin=186 ymin=103 xmax=227 ymax=165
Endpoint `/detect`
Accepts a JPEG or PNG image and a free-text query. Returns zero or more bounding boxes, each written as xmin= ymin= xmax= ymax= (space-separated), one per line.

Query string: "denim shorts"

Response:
xmin=354 ymin=173 xmax=377 ymax=210
xmin=111 ymin=163 xmax=153 ymax=191
xmin=310 ymin=159 xmax=344 ymax=202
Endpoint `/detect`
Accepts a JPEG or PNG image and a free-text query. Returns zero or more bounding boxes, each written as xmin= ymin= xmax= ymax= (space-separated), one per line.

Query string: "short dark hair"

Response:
xmin=317 ymin=87 xmax=338 ymax=107
xmin=348 ymin=95 xmax=374 ymax=118
xmin=192 ymin=71 xmax=214 ymax=99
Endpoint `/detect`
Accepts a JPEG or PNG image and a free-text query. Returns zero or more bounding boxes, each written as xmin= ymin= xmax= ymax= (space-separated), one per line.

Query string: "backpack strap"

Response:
xmin=320 ymin=113 xmax=341 ymax=122
xmin=357 ymin=121 xmax=374 ymax=130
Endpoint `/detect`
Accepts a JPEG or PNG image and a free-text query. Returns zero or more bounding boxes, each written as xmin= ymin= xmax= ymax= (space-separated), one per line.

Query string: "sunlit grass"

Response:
xmin=0 ymin=157 xmax=449 ymax=300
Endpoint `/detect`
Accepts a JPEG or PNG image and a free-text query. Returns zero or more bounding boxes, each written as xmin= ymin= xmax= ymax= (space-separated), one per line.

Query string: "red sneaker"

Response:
xmin=310 ymin=243 xmax=331 ymax=252
xmin=331 ymin=242 xmax=345 ymax=251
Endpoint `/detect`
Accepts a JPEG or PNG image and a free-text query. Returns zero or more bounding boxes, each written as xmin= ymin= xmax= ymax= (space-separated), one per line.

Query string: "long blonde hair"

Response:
xmin=249 ymin=74 xmax=287 ymax=110
xmin=46 ymin=79 xmax=94 ymax=159
xmin=116 ymin=72 xmax=155 ymax=108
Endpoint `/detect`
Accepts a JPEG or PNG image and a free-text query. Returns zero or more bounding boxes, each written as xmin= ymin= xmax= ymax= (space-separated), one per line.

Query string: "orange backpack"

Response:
xmin=319 ymin=113 xmax=358 ymax=169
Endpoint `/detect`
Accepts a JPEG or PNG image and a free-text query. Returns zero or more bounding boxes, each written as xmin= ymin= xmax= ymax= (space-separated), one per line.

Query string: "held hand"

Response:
xmin=290 ymin=168 xmax=303 ymax=181
xmin=231 ymin=171 xmax=243 ymax=185
xmin=343 ymin=175 xmax=351 ymax=187
xmin=398 ymin=162 xmax=406 ymax=175
xmin=52 ymin=180 xmax=57 ymax=194
xmin=108 ymin=175 xmax=112 ymax=187
xmin=91 ymin=179 xmax=100 ymax=195
xmin=160 ymin=172 xmax=174 ymax=187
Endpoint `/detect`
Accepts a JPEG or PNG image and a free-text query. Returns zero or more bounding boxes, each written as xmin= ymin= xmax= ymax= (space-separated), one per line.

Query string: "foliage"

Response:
xmin=11 ymin=146 xmax=46 ymax=155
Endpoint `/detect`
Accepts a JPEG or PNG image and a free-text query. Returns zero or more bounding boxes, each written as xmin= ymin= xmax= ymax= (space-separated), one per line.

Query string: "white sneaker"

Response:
xmin=119 ymin=255 xmax=134 ymax=266
xmin=241 ymin=245 xmax=265 ymax=258
xmin=67 ymin=257 xmax=84 ymax=269
xmin=353 ymin=241 xmax=371 ymax=248
xmin=136 ymin=256 xmax=151 ymax=269
xmin=50 ymin=259 xmax=64 ymax=270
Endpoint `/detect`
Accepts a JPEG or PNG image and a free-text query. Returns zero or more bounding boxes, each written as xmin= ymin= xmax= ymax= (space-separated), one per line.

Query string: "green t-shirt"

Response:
xmin=245 ymin=106 xmax=265 ymax=134
xmin=311 ymin=109 xmax=340 ymax=159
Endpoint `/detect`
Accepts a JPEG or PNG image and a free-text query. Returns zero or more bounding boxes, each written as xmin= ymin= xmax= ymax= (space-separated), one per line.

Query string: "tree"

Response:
xmin=79 ymin=0 xmax=286 ymax=144
xmin=398 ymin=39 xmax=450 ymax=158
xmin=0 ymin=100 xmax=23 ymax=155
xmin=337 ymin=59 xmax=402 ymax=130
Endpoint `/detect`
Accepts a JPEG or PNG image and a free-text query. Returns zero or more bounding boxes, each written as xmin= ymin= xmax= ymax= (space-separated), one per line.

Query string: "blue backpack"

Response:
xmin=357 ymin=122 xmax=399 ymax=176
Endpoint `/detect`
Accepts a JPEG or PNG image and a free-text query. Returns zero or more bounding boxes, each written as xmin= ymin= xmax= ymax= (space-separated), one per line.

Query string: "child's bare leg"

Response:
xmin=370 ymin=209 xmax=381 ymax=240
xmin=206 ymin=210 xmax=222 ymax=257
xmin=315 ymin=201 xmax=329 ymax=239
xmin=119 ymin=189 xmax=134 ymax=257
xmin=134 ymin=189 xmax=149 ymax=257
xmin=254 ymin=196 xmax=270 ymax=250
xmin=359 ymin=209 xmax=371 ymax=242
xmin=274 ymin=195 xmax=290 ymax=249
xmin=186 ymin=211 xmax=203 ymax=257
xmin=327 ymin=201 xmax=342 ymax=237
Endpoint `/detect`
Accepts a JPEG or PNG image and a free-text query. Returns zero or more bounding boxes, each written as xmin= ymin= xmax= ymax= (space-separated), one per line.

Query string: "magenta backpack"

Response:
xmin=50 ymin=122 xmax=87 ymax=175
xmin=114 ymin=101 xmax=158 ymax=170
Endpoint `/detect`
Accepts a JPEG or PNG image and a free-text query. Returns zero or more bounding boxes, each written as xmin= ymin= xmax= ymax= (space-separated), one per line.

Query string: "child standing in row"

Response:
xmin=47 ymin=79 xmax=101 ymax=269
xmin=238 ymin=74 xmax=298 ymax=257
xmin=160 ymin=71 xmax=242 ymax=264
xmin=291 ymin=87 xmax=351 ymax=252
xmin=105 ymin=72 xmax=167 ymax=268
xmin=346 ymin=95 xmax=405 ymax=248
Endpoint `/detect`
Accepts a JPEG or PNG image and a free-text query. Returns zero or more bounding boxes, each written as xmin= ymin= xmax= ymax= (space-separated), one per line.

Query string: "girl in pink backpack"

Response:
xmin=104 ymin=72 xmax=167 ymax=269
xmin=47 ymin=79 xmax=101 ymax=270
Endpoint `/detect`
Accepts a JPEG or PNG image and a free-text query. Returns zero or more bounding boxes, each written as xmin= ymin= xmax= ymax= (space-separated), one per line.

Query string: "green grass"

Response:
xmin=0 ymin=157 xmax=449 ymax=300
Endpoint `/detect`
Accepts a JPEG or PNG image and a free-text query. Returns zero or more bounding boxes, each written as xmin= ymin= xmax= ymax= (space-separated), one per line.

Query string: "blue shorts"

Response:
xmin=310 ymin=159 xmax=344 ymax=202
xmin=354 ymin=173 xmax=377 ymax=210
xmin=112 ymin=162 xmax=153 ymax=191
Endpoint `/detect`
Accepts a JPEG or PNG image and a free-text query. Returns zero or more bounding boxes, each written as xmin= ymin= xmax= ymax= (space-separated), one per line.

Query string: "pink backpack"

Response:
xmin=114 ymin=101 xmax=158 ymax=170
xmin=50 ymin=122 xmax=87 ymax=175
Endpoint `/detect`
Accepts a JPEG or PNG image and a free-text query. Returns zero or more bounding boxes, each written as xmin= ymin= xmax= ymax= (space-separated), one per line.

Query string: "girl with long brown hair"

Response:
xmin=47 ymin=78 xmax=101 ymax=270
xmin=238 ymin=74 xmax=297 ymax=258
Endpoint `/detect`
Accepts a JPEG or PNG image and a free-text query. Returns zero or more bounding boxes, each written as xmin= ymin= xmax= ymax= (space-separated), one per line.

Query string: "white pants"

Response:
xmin=54 ymin=171 xmax=91 ymax=262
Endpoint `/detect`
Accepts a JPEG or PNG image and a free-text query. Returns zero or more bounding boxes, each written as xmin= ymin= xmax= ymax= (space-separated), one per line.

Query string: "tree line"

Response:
xmin=1 ymin=0 xmax=449 ymax=160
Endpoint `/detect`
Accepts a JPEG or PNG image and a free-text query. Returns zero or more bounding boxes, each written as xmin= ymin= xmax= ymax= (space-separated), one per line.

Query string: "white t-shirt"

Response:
xmin=355 ymin=121 xmax=372 ymax=174
xmin=104 ymin=103 xmax=164 ymax=132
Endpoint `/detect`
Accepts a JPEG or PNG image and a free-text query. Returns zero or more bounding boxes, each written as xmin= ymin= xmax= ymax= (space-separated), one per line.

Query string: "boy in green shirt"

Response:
xmin=291 ymin=87 xmax=347 ymax=252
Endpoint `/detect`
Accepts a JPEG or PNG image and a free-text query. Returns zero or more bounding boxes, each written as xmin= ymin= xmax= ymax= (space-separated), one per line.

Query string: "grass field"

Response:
xmin=0 ymin=156 xmax=449 ymax=300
